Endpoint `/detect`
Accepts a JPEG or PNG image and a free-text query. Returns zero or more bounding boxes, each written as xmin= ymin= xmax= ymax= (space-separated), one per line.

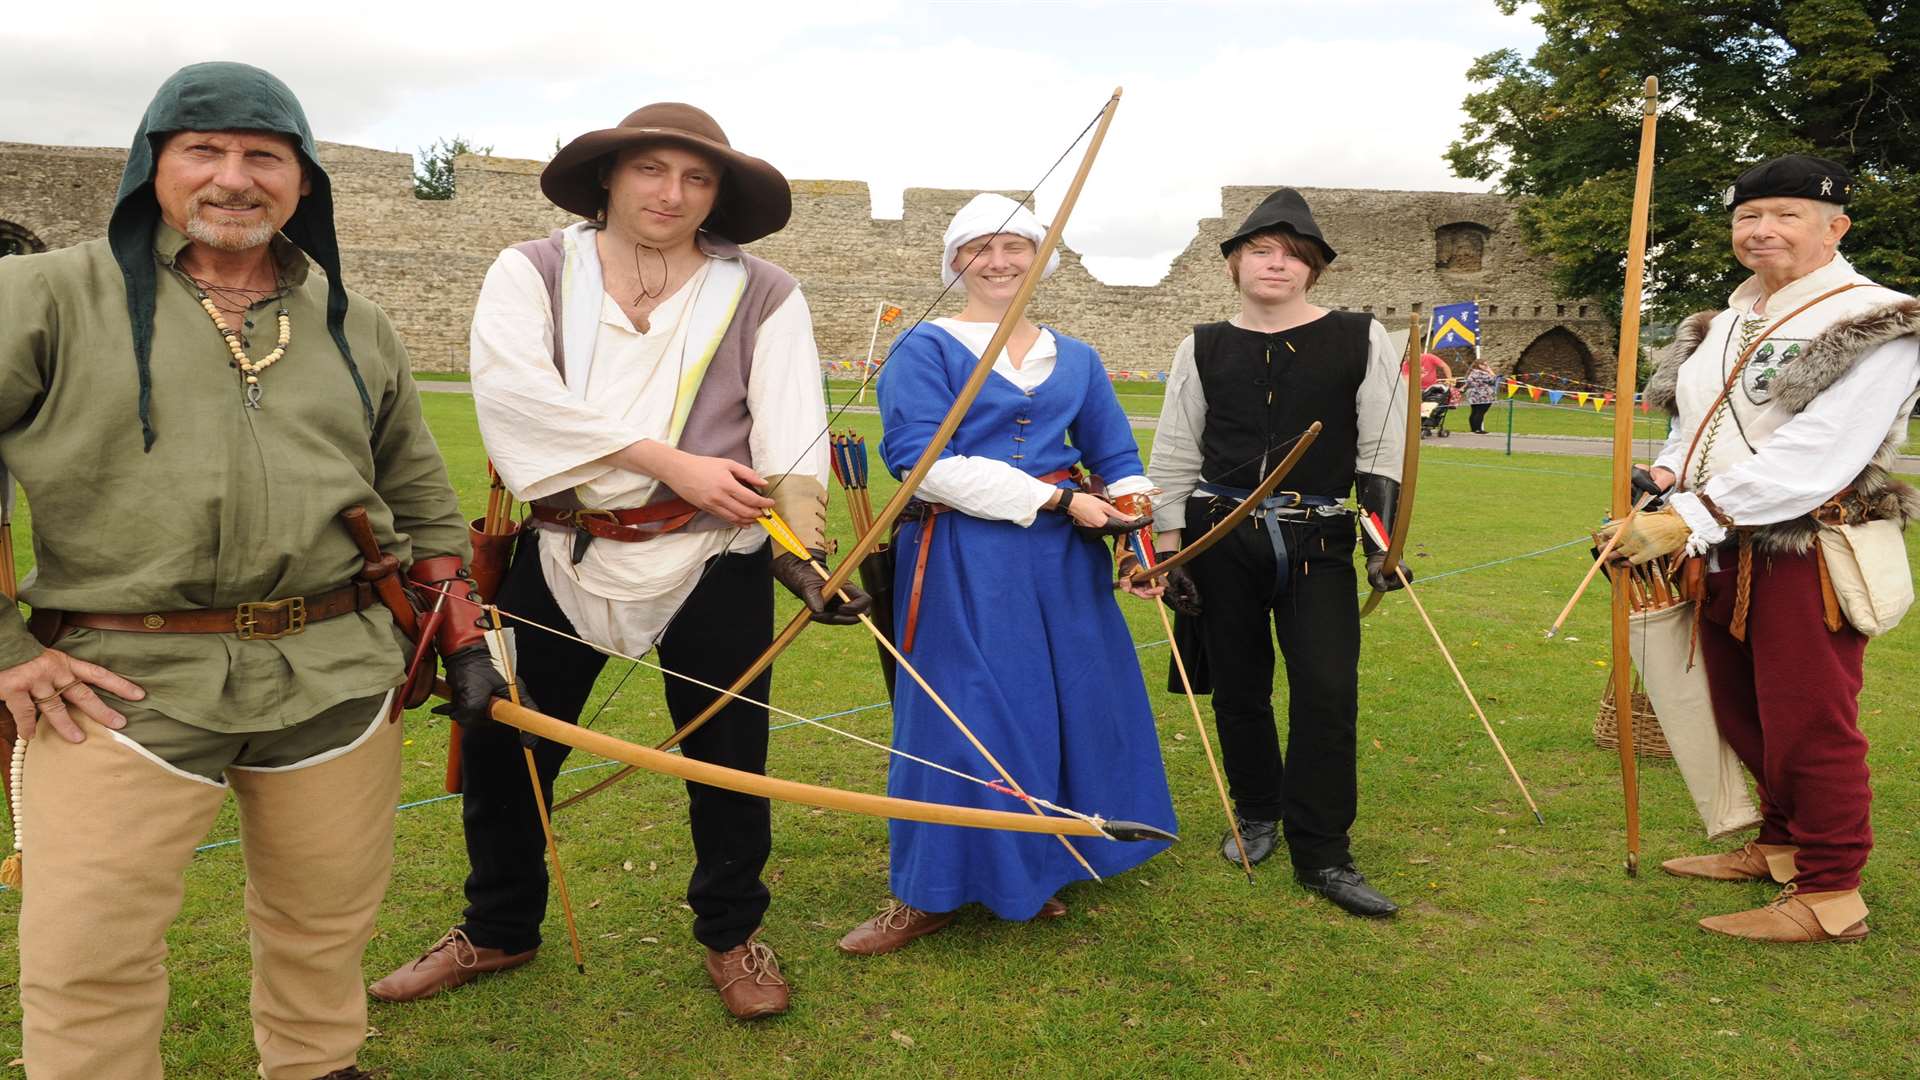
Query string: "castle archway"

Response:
xmin=0 ymin=220 xmax=46 ymax=258
xmin=1514 ymin=326 xmax=1596 ymax=385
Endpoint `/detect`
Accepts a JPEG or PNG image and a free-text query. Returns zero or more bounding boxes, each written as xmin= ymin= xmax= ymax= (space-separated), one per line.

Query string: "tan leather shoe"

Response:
xmin=836 ymin=899 xmax=956 ymax=956
xmin=1699 ymin=885 xmax=1869 ymax=943
xmin=367 ymin=929 xmax=537 ymax=1003
xmin=1036 ymin=896 xmax=1068 ymax=920
xmin=1660 ymin=840 xmax=1797 ymax=883
xmin=705 ymin=933 xmax=790 ymax=1020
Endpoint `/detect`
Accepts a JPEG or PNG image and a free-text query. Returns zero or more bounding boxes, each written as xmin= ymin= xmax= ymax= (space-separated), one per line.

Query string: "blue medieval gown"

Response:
xmin=876 ymin=323 xmax=1177 ymax=919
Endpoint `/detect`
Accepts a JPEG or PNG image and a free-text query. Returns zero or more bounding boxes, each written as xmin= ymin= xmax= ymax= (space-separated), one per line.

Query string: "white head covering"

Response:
xmin=941 ymin=192 xmax=1061 ymax=287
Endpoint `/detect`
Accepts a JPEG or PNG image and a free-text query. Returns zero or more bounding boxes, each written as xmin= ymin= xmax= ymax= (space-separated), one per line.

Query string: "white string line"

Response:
xmin=487 ymin=606 xmax=1105 ymax=827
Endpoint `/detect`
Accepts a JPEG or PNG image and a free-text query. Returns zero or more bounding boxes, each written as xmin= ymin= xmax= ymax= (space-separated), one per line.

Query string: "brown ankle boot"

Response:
xmin=368 ymin=928 xmax=537 ymax=1003
xmin=1660 ymin=840 xmax=1797 ymax=883
xmin=705 ymin=933 xmax=790 ymax=1019
xmin=1699 ymin=885 xmax=1868 ymax=943
xmin=837 ymin=899 xmax=956 ymax=956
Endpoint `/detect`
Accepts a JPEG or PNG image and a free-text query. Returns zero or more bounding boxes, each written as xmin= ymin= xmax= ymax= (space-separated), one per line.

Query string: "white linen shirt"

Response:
xmin=471 ymin=247 xmax=828 ymax=655
xmin=1653 ymin=255 xmax=1920 ymax=550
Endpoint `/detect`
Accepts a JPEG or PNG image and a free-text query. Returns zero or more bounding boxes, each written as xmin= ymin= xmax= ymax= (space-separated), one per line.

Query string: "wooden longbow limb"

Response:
xmin=1358 ymin=513 xmax=1545 ymax=825
xmin=433 ymin=680 xmax=1175 ymax=841
xmin=1126 ymin=421 xmax=1323 ymax=587
xmin=656 ymin=88 xmax=1127 ymax=756
xmin=1610 ymin=76 xmax=1662 ymax=876
xmin=1358 ymin=313 xmax=1424 ymax=618
xmin=1152 ymin=598 xmax=1254 ymax=883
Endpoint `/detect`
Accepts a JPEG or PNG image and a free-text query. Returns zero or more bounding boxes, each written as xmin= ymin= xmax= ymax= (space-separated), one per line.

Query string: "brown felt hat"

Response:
xmin=541 ymin=102 xmax=792 ymax=243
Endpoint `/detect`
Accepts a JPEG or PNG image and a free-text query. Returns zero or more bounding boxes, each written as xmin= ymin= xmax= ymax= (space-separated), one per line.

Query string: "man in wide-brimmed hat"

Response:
xmin=369 ymin=102 xmax=867 ymax=1020
xmin=1145 ymin=187 xmax=1410 ymax=918
xmin=0 ymin=62 xmax=484 ymax=1079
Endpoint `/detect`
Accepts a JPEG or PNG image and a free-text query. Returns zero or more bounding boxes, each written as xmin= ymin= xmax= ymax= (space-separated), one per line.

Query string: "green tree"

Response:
xmin=1449 ymin=0 xmax=1920 ymax=324
xmin=413 ymin=135 xmax=493 ymax=200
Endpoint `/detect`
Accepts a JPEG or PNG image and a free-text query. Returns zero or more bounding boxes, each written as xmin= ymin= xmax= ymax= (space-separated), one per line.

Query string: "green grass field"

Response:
xmin=5 ymin=395 xmax=1920 ymax=1078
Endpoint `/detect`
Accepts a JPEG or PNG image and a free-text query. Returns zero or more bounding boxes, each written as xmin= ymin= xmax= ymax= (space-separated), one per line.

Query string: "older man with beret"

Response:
xmin=0 ymin=62 xmax=492 ymax=1078
xmin=1613 ymin=154 xmax=1920 ymax=942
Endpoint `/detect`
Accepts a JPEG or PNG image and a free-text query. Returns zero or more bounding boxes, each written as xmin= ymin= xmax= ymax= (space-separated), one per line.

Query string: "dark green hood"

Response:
xmin=110 ymin=61 xmax=372 ymax=449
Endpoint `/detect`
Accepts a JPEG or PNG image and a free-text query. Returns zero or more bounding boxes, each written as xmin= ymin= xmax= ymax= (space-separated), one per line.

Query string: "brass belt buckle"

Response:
xmin=235 ymin=596 xmax=307 ymax=640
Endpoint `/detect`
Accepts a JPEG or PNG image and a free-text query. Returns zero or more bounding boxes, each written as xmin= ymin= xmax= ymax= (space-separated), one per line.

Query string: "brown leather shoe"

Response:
xmin=1660 ymin=840 xmax=1797 ymax=883
xmin=1699 ymin=885 xmax=1868 ymax=943
xmin=1036 ymin=896 xmax=1068 ymax=920
xmin=705 ymin=933 xmax=790 ymax=1020
xmin=367 ymin=929 xmax=537 ymax=1003
xmin=837 ymin=899 xmax=956 ymax=956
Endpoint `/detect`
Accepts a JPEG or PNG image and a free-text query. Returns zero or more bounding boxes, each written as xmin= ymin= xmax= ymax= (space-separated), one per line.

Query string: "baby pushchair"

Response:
xmin=1419 ymin=383 xmax=1454 ymax=438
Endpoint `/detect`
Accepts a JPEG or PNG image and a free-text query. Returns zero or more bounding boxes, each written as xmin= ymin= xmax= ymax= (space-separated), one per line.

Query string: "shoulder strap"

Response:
xmin=1678 ymin=283 xmax=1866 ymax=487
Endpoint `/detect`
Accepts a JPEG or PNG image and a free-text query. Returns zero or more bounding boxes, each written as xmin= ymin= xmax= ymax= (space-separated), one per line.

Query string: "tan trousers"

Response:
xmin=18 ymin=712 xmax=402 ymax=1080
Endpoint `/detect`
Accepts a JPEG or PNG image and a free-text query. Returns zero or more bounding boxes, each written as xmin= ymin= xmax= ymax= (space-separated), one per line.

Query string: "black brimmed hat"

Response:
xmin=1725 ymin=154 xmax=1854 ymax=209
xmin=1219 ymin=187 xmax=1336 ymax=263
xmin=542 ymin=102 xmax=791 ymax=243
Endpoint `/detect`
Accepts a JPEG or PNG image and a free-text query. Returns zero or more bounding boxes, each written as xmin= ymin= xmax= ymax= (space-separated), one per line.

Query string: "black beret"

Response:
xmin=1725 ymin=154 xmax=1854 ymax=209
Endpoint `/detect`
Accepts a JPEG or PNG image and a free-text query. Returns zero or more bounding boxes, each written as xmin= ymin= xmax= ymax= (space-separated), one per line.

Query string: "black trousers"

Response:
xmin=1469 ymin=402 xmax=1492 ymax=432
xmin=1185 ymin=498 xmax=1362 ymax=871
xmin=456 ymin=529 xmax=775 ymax=954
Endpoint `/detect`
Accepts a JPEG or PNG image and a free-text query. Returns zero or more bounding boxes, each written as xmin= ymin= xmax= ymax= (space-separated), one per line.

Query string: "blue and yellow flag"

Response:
xmin=1427 ymin=301 xmax=1480 ymax=350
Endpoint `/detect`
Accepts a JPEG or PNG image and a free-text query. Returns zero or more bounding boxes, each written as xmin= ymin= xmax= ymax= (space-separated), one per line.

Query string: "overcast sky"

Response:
xmin=3 ymin=1 xmax=1544 ymax=284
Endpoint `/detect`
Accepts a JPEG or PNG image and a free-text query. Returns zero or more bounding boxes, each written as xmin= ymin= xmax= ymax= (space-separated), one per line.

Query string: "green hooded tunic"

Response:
xmin=0 ymin=62 xmax=466 ymax=731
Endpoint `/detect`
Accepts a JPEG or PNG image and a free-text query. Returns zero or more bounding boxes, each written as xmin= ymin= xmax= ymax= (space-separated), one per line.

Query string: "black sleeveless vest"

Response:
xmin=1192 ymin=311 xmax=1371 ymax=496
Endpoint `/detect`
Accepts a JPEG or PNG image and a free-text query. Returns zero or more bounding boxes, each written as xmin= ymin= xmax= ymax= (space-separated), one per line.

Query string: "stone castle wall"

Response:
xmin=0 ymin=140 xmax=1618 ymax=383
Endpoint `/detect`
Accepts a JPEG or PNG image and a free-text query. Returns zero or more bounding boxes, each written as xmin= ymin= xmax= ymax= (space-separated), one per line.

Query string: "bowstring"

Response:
xmin=572 ymin=99 xmax=1112 ymax=730
xmin=482 ymin=600 xmax=1103 ymax=826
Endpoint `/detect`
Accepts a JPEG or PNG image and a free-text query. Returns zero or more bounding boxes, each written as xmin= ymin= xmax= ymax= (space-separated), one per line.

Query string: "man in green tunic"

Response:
xmin=0 ymin=62 xmax=494 ymax=1080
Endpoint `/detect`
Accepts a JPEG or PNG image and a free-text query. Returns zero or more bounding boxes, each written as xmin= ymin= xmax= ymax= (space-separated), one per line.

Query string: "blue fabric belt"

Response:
xmin=1193 ymin=483 xmax=1348 ymax=596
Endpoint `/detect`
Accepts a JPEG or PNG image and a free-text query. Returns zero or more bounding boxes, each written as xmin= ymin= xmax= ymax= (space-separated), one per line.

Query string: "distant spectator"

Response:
xmin=1402 ymin=350 xmax=1452 ymax=392
xmin=1464 ymin=359 xmax=1498 ymax=433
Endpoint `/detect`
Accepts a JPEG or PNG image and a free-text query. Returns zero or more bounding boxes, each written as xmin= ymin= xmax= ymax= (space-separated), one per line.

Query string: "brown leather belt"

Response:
xmin=900 ymin=467 xmax=1078 ymax=652
xmin=46 ymin=581 xmax=377 ymax=641
xmin=530 ymin=499 xmax=699 ymax=542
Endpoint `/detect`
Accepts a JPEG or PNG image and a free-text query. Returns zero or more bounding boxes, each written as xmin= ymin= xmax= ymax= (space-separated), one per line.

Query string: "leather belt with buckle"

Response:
xmin=48 ymin=581 xmax=374 ymax=640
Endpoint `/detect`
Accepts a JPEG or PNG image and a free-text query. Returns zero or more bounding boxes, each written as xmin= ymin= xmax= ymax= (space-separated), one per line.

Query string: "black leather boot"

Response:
xmin=1296 ymin=864 xmax=1398 ymax=918
xmin=1219 ymin=818 xmax=1279 ymax=866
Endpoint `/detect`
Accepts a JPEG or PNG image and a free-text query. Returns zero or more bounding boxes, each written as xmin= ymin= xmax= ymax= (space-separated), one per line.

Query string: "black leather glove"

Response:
xmin=438 ymin=643 xmax=525 ymax=733
xmin=1162 ymin=561 xmax=1203 ymax=617
xmin=1631 ymin=466 xmax=1669 ymax=510
xmin=773 ymin=548 xmax=873 ymax=625
xmin=1366 ymin=552 xmax=1413 ymax=592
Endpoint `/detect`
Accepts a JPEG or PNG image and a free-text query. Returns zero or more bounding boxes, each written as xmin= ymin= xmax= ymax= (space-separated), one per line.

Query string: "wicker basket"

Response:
xmin=1593 ymin=681 xmax=1673 ymax=759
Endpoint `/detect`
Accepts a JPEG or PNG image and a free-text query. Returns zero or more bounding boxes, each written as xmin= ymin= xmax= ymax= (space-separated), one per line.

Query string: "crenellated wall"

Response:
xmin=0 ymin=140 xmax=1616 ymax=382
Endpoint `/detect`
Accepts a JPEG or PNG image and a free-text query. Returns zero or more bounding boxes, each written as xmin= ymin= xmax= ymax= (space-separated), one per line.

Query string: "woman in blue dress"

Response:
xmin=838 ymin=193 xmax=1177 ymax=955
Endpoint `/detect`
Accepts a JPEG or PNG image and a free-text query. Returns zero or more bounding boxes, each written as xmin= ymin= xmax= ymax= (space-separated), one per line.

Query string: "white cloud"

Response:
xmin=1 ymin=2 xmax=1540 ymax=283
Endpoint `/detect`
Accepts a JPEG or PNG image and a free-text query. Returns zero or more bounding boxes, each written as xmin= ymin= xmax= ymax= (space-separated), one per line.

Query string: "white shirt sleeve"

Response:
xmin=920 ymin=457 xmax=1061 ymax=525
xmin=1652 ymin=411 xmax=1691 ymax=477
xmin=1146 ymin=334 xmax=1207 ymax=532
xmin=1354 ymin=319 xmax=1406 ymax=483
xmin=1669 ymin=334 xmax=1920 ymax=548
xmin=469 ymin=250 xmax=632 ymax=501
xmin=746 ymin=288 xmax=830 ymax=486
